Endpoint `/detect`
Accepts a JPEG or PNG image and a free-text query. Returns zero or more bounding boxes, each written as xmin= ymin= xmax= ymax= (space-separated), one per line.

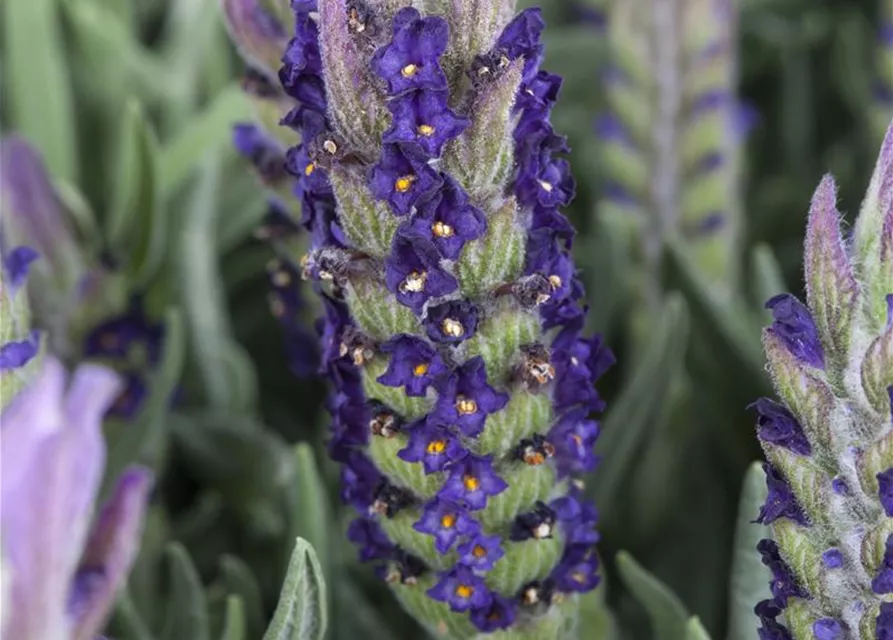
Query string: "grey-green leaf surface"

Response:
xmin=161 ymin=543 xmax=210 ymax=640
xmin=263 ymin=538 xmax=328 ymax=640
xmin=726 ymin=462 xmax=772 ymax=640
xmin=616 ymin=551 xmax=689 ymax=640
xmin=685 ymin=617 xmax=713 ymax=640
xmin=219 ymin=555 xmax=266 ymax=640
xmin=220 ymin=596 xmax=247 ymax=640
xmin=289 ymin=444 xmax=332 ymax=583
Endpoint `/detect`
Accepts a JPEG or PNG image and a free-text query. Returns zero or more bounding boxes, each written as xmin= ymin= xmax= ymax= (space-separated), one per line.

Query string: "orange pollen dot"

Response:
xmin=455 ymin=584 xmax=474 ymax=599
xmin=432 ymin=221 xmax=454 ymax=237
xmin=456 ymin=396 xmax=478 ymax=415
xmin=417 ymin=124 xmax=435 ymax=136
xmin=525 ymin=452 xmax=546 ymax=466
xmin=395 ymin=175 xmax=416 ymax=193
xmin=441 ymin=514 xmax=456 ymax=528
xmin=305 ymin=162 xmax=316 ymax=176
xmin=426 ymin=439 xmax=447 ymax=455
xmin=463 ymin=475 xmax=479 ymax=491
xmin=413 ymin=362 xmax=429 ymax=376
xmin=472 ymin=545 xmax=487 ymax=558
xmin=401 ymin=64 xmax=418 ymax=77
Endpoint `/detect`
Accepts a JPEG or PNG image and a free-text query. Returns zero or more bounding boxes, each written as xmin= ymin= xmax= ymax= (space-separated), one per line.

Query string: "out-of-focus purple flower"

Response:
xmin=457 ymin=534 xmax=504 ymax=571
xmin=1 ymin=357 xmax=153 ymax=640
xmin=413 ymin=498 xmax=480 ymax=554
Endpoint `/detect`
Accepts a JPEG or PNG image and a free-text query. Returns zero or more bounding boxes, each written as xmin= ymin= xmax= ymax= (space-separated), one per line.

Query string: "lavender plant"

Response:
xmin=752 ymin=124 xmax=893 ymax=637
xmin=597 ymin=0 xmax=746 ymax=302
xmin=277 ymin=1 xmax=612 ymax=636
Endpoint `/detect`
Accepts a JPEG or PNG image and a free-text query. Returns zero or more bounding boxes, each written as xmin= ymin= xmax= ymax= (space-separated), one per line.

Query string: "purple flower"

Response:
xmin=457 ymin=534 xmax=504 ymax=571
xmin=369 ymin=143 xmax=443 ymax=216
xmin=469 ymin=593 xmax=516 ymax=632
xmin=432 ymin=357 xmax=508 ymax=437
xmin=398 ymin=420 xmax=467 ymax=474
xmin=407 ymin=176 xmax=486 ymax=260
xmin=873 ymin=534 xmax=893 ymax=594
xmin=232 ymin=123 xmax=288 ymax=184
xmin=83 ymin=308 xmax=164 ymax=365
xmin=879 ymin=468 xmax=893 ymax=517
xmin=423 ymin=299 xmax=479 ymax=345
xmin=383 ymin=90 xmax=469 ymax=157
xmin=384 ymin=231 xmax=458 ymax=312
xmin=340 ymin=451 xmax=382 ymax=511
xmin=0 ymin=329 xmax=40 ymax=371
xmin=413 ymin=498 xmax=480 ymax=554
xmin=878 ymin=602 xmax=893 ymax=640
xmin=496 ymin=8 xmax=545 ymax=82
xmin=1 ymin=357 xmax=153 ymax=640
xmin=427 ymin=564 xmax=492 ymax=613
xmin=755 ymin=600 xmax=793 ymax=640
xmin=548 ymin=408 xmax=600 ymax=475
xmin=516 ymin=149 xmax=575 ymax=209
xmin=752 ymin=398 xmax=811 ymax=456
xmin=553 ymin=493 xmax=600 ymax=546
xmin=812 ymin=619 xmax=843 ymax=640
xmin=765 ymin=294 xmax=825 ymax=369
xmin=4 ymin=245 xmax=39 ymax=293
xmin=757 ymin=539 xmax=809 ymax=606
xmin=371 ymin=8 xmax=449 ymax=95
xmin=440 ymin=455 xmax=507 ymax=510
xmin=821 ymin=548 xmax=843 ymax=569
xmin=347 ymin=517 xmax=395 ymax=561
xmin=756 ymin=463 xmax=808 ymax=526
xmin=105 ymin=372 xmax=148 ymax=420
xmin=550 ymin=545 xmax=600 ymax=593
xmin=376 ymin=334 xmax=447 ymax=396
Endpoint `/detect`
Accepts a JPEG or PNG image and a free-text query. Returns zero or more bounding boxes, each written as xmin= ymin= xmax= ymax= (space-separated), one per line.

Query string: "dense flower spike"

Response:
xmin=751 ymin=125 xmax=893 ymax=637
xmin=0 ymin=357 xmax=153 ymax=640
xmin=597 ymin=0 xmax=749 ymax=298
xmin=277 ymin=1 xmax=611 ymax=635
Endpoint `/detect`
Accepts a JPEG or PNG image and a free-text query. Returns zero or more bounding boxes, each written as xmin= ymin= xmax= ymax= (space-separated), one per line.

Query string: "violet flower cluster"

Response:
xmin=751 ymin=125 xmax=893 ymax=638
xmin=596 ymin=0 xmax=750 ymax=299
xmin=276 ymin=1 xmax=612 ymax=636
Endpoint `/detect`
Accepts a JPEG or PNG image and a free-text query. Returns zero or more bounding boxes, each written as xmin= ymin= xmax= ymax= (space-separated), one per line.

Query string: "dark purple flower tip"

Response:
xmin=812 ymin=619 xmax=843 ymax=640
xmin=873 ymin=534 xmax=893 ymax=595
xmin=285 ymin=144 xmax=333 ymax=198
xmin=878 ymin=602 xmax=893 ymax=639
xmin=339 ymin=451 xmax=382 ymax=511
xmin=423 ymin=299 xmax=479 ymax=345
xmin=755 ymin=599 xmax=793 ymax=640
xmin=348 ymin=517 xmax=395 ymax=561
xmin=440 ymin=454 xmax=508 ymax=510
xmin=383 ymin=90 xmax=469 ymax=158
xmin=889 ymin=385 xmax=893 ymax=422
xmin=469 ymin=592 xmax=517 ymax=632
xmin=105 ymin=372 xmax=148 ymax=419
xmin=3 ymin=246 xmax=39 ymax=294
xmin=370 ymin=478 xmax=415 ymax=518
xmin=457 ymin=533 xmax=504 ymax=571
xmin=371 ymin=7 xmax=449 ymax=95
xmin=765 ymin=294 xmax=825 ymax=369
xmin=757 ymin=539 xmax=810 ymax=606
xmin=496 ymin=7 xmax=545 ymax=82
xmin=232 ymin=123 xmax=288 ymax=184
xmin=756 ymin=463 xmax=808 ymax=526
xmin=368 ymin=143 xmax=443 ymax=216
xmin=879 ymin=468 xmax=893 ymax=517
xmin=524 ymin=234 xmax=575 ymax=304
xmin=384 ymin=231 xmax=458 ymax=312
xmin=548 ymin=408 xmax=600 ymax=476
xmin=751 ymin=398 xmax=811 ymax=456
xmin=82 ymin=310 xmax=164 ymax=365
xmin=552 ymin=494 xmax=599 ymax=546
xmin=427 ymin=564 xmax=492 ymax=613
xmin=0 ymin=329 xmax=40 ymax=371
xmin=821 ymin=548 xmax=843 ymax=569
xmin=551 ymin=544 xmax=600 ymax=593
xmin=398 ymin=420 xmax=467 ymax=474
xmin=413 ymin=498 xmax=480 ymax=554
xmin=432 ymin=357 xmax=508 ymax=438
xmin=516 ymin=150 xmax=575 ymax=209
xmin=408 ymin=176 xmax=486 ymax=261
xmin=516 ymin=71 xmax=563 ymax=118
xmin=831 ymin=477 xmax=848 ymax=495
xmin=376 ymin=334 xmax=447 ymax=396
xmin=510 ymin=501 xmax=557 ymax=541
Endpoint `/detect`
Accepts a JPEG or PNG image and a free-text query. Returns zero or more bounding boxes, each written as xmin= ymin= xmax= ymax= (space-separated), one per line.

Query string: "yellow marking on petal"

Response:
xmin=413 ymin=362 xmax=429 ymax=376
xmin=395 ymin=175 xmax=416 ymax=193
xmin=417 ymin=124 xmax=435 ymax=137
xmin=432 ymin=221 xmax=454 ymax=237
xmin=455 ymin=584 xmax=474 ymax=599
xmin=441 ymin=514 xmax=456 ymax=528
xmin=472 ymin=545 xmax=487 ymax=558
xmin=456 ymin=396 xmax=478 ymax=415
xmin=539 ymin=180 xmax=554 ymax=192
xmin=305 ymin=162 xmax=317 ymax=176
xmin=442 ymin=318 xmax=464 ymax=337
xmin=426 ymin=439 xmax=447 ymax=455
xmin=401 ymin=64 xmax=418 ymax=78
xmin=463 ymin=475 xmax=479 ymax=491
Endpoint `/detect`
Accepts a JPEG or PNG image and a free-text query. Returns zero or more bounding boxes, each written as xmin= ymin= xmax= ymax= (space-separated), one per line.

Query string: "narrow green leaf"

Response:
xmin=685 ymin=617 xmax=712 ymax=640
xmin=5 ymin=0 xmax=77 ymax=182
xmin=112 ymin=586 xmax=157 ymax=640
xmin=750 ymin=244 xmax=787 ymax=322
xmin=616 ymin=551 xmax=689 ymax=640
xmin=727 ymin=462 xmax=772 ymax=640
xmin=161 ymin=543 xmax=210 ymax=640
xmin=220 ymin=596 xmax=247 ymax=640
xmin=106 ymin=100 xmax=167 ymax=285
xmin=289 ymin=444 xmax=332 ymax=581
xmin=578 ymin=581 xmax=621 ymax=640
xmin=264 ymin=538 xmax=328 ymax=640
xmin=593 ymin=294 xmax=690 ymax=519
xmin=102 ymin=307 xmax=185 ymax=499
xmin=159 ymin=85 xmax=252 ymax=197
xmin=219 ymin=556 xmax=266 ymax=640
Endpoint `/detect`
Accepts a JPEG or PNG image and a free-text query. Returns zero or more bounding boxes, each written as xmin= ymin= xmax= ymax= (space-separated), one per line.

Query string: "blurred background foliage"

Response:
xmin=0 ymin=0 xmax=889 ymax=638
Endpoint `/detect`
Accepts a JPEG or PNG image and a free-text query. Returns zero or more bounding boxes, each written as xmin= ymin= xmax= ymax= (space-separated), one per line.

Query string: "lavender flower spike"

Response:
xmin=598 ymin=0 xmax=748 ymax=298
xmin=1 ymin=356 xmax=153 ymax=640
xmin=278 ymin=2 xmax=612 ymax=636
xmin=751 ymin=124 xmax=893 ymax=638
